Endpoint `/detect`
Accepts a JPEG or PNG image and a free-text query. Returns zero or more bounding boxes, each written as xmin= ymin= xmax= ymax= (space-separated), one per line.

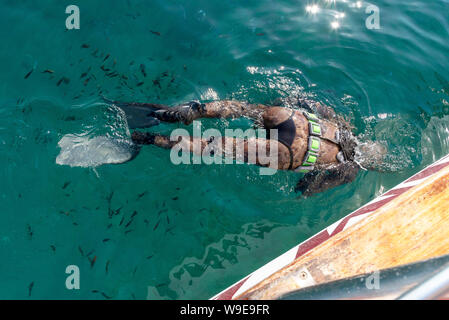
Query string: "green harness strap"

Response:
xmin=294 ymin=112 xmax=322 ymax=173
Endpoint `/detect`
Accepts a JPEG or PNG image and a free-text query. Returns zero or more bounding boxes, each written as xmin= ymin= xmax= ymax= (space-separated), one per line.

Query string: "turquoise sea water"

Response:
xmin=0 ymin=0 xmax=448 ymax=299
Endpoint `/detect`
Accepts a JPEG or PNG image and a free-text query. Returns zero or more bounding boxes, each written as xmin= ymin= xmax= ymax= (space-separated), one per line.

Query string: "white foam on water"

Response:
xmin=56 ymin=134 xmax=135 ymax=168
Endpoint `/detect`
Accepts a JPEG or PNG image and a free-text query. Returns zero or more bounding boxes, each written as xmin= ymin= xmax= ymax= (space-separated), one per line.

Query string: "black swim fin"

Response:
xmin=103 ymin=97 xmax=165 ymax=129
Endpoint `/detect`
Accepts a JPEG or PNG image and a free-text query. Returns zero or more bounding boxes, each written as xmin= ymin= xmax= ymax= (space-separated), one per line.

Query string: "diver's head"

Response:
xmin=354 ymin=141 xmax=388 ymax=171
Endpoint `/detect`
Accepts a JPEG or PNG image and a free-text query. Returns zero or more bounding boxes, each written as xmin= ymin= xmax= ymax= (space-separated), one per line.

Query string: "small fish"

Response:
xmin=78 ymin=246 xmax=84 ymax=256
xmin=101 ymin=292 xmax=112 ymax=299
xmin=165 ymin=226 xmax=175 ymax=235
xmin=153 ymin=219 xmax=161 ymax=231
xmin=125 ymin=219 xmax=133 ymax=229
xmin=81 ymin=44 xmax=90 ymax=48
xmin=137 ymin=191 xmax=147 ymax=199
xmin=152 ymin=79 xmax=161 ymax=88
xmin=57 ymin=77 xmax=70 ymax=86
xmin=42 ymin=69 xmax=54 ymax=74
xmin=140 ymin=64 xmax=147 ymax=77
xmin=89 ymin=255 xmax=97 ymax=268
xmin=50 ymin=245 xmax=56 ymax=252
xmin=200 ymin=188 xmax=213 ymax=195
xmin=24 ymin=69 xmax=34 ymax=79
xmin=92 ymin=290 xmax=99 ymax=293
xmin=62 ymin=181 xmax=71 ymax=189
xmin=130 ymin=211 xmax=138 ymax=219
xmin=105 ymin=260 xmax=110 ymax=274
xmin=146 ymin=255 xmax=154 ymax=260
xmin=166 ymin=216 xmax=170 ymax=224
xmin=28 ymin=282 xmax=34 ymax=297
xmin=119 ymin=216 xmax=125 ymax=226
xmin=172 ymin=196 xmax=179 ymax=201
xmin=113 ymin=207 xmax=123 ymax=216
xmin=103 ymin=238 xmax=110 ymax=243
xmin=26 ymin=224 xmax=33 ymax=240
xmin=125 ymin=229 xmax=133 ymax=235
xmin=150 ymin=30 xmax=161 ymax=36
xmin=136 ymin=81 xmax=144 ymax=87
xmin=103 ymin=54 xmax=110 ymax=62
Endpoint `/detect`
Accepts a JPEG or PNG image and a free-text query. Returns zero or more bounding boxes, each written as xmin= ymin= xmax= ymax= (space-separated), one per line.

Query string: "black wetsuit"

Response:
xmin=267 ymin=111 xmax=297 ymax=169
xmin=268 ymin=110 xmax=357 ymax=170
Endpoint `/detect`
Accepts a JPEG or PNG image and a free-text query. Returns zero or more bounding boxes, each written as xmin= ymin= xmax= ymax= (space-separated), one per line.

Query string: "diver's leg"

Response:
xmin=131 ymin=131 xmax=178 ymax=149
xmin=131 ymin=131 xmax=291 ymax=169
xmin=260 ymin=106 xmax=293 ymax=128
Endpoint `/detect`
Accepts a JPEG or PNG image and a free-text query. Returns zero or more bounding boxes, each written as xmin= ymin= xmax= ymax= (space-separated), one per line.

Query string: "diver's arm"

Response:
xmin=202 ymin=101 xmax=267 ymax=119
xmin=295 ymin=161 xmax=359 ymax=196
xmin=106 ymin=96 xmax=268 ymax=127
xmin=148 ymin=100 xmax=268 ymax=125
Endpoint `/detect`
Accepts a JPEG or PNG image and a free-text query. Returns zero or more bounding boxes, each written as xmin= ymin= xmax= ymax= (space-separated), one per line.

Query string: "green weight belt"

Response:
xmin=294 ymin=112 xmax=322 ymax=173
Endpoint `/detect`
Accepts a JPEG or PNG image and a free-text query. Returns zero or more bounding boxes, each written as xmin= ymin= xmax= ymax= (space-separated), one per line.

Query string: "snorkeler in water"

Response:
xmin=104 ymin=97 xmax=386 ymax=196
